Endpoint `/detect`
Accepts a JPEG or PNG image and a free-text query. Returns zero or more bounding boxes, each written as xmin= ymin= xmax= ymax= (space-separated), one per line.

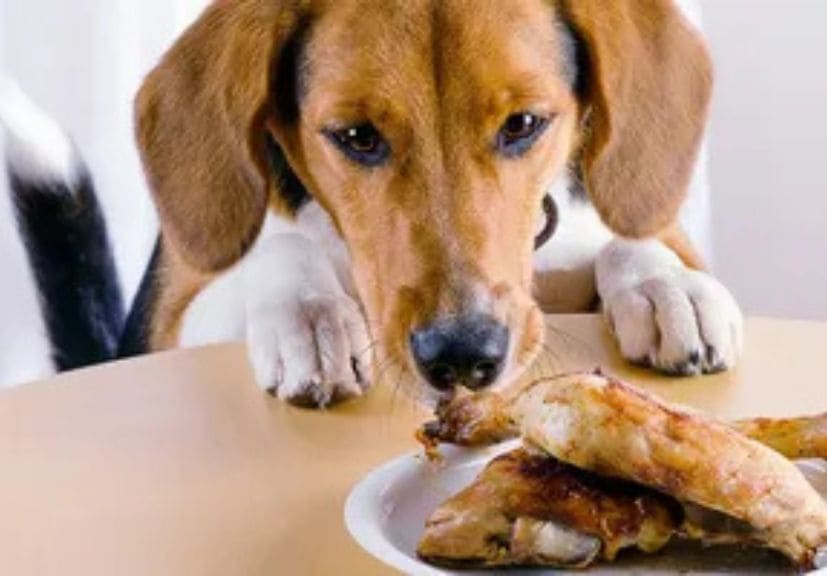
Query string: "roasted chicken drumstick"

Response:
xmin=418 ymin=373 xmax=827 ymax=570
xmin=418 ymin=448 xmax=682 ymax=568
xmin=420 ymin=380 xmax=827 ymax=460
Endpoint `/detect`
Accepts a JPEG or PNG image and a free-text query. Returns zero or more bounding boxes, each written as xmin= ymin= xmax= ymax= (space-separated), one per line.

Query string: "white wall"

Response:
xmin=700 ymin=0 xmax=827 ymax=320
xmin=0 ymin=0 xmax=208 ymax=303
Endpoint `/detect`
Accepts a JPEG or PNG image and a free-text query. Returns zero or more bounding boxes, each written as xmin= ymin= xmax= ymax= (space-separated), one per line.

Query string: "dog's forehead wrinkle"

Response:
xmin=306 ymin=0 xmax=571 ymax=146
xmin=306 ymin=3 xmax=434 ymax=96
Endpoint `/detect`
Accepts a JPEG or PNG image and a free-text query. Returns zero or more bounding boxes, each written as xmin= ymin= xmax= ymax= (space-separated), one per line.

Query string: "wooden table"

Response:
xmin=1 ymin=315 xmax=825 ymax=575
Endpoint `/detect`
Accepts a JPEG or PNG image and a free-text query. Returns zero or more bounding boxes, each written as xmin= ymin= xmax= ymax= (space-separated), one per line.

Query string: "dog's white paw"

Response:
xmin=177 ymin=223 xmax=371 ymax=408
xmin=247 ymin=292 xmax=372 ymax=407
xmin=237 ymin=230 xmax=373 ymax=408
xmin=604 ymin=269 xmax=743 ymax=376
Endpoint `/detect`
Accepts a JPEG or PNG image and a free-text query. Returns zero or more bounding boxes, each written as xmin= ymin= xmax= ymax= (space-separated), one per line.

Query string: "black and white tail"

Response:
xmin=0 ymin=78 xmax=123 ymax=386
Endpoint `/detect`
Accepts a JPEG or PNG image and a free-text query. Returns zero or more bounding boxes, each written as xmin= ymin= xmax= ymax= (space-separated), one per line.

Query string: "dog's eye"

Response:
xmin=325 ymin=123 xmax=390 ymax=167
xmin=497 ymin=113 xmax=549 ymax=158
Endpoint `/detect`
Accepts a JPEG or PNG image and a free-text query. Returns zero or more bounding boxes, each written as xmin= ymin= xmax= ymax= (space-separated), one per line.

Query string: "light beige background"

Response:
xmin=700 ymin=0 xmax=827 ymax=320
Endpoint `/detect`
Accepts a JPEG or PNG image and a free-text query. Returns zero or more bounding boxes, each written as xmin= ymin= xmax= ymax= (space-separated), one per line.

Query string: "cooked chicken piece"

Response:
xmin=513 ymin=374 xmax=827 ymax=569
xmin=417 ymin=374 xmax=827 ymax=568
xmin=418 ymin=390 xmax=517 ymax=452
xmin=419 ymin=381 xmax=827 ymax=462
xmin=419 ymin=448 xmax=808 ymax=570
xmin=418 ymin=448 xmax=681 ymax=568
xmin=733 ymin=414 xmax=827 ymax=460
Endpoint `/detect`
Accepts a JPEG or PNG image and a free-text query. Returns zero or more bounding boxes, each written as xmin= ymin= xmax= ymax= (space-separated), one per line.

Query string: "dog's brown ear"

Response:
xmin=560 ymin=0 xmax=713 ymax=237
xmin=136 ymin=1 xmax=305 ymax=272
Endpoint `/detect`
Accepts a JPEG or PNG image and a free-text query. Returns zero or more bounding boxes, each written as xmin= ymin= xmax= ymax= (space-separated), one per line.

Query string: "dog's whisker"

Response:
xmin=534 ymin=354 xmax=556 ymax=381
xmin=374 ymin=354 xmax=408 ymax=394
xmin=533 ymin=351 xmax=551 ymax=375
xmin=539 ymin=337 xmax=564 ymax=361
xmin=521 ymin=343 xmax=564 ymax=382
xmin=352 ymin=339 xmax=381 ymax=363
xmin=541 ymin=339 xmax=568 ymax=365
xmin=379 ymin=363 xmax=406 ymax=433
xmin=373 ymin=359 xmax=395 ymax=387
xmin=405 ymin=373 xmax=430 ymax=414
xmin=545 ymin=324 xmax=597 ymax=359
xmin=385 ymin=363 xmax=428 ymax=420
xmin=389 ymin=364 xmax=404 ymax=411
xmin=545 ymin=353 xmax=562 ymax=377
xmin=381 ymin=362 xmax=428 ymax=413
xmin=539 ymin=342 xmax=563 ymax=371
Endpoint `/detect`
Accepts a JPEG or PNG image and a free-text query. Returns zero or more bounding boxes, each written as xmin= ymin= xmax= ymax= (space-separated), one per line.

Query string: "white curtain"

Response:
xmin=0 ymin=0 xmax=209 ymax=303
xmin=0 ymin=0 xmax=711 ymax=307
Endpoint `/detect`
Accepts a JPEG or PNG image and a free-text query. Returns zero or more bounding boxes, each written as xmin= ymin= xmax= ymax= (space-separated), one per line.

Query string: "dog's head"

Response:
xmin=136 ymin=0 xmax=711 ymax=397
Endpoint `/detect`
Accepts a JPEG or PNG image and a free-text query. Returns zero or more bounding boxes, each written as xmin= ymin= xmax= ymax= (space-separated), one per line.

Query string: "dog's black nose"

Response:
xmin=410 ymin=315 xmax=509 ymax=391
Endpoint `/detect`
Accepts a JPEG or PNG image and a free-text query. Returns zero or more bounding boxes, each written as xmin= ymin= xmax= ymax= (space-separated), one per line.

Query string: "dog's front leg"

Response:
xmin=596 ymin=238 xmax=743 ymax=376
xmin=179 ymin=212 xmax=372 ymax=408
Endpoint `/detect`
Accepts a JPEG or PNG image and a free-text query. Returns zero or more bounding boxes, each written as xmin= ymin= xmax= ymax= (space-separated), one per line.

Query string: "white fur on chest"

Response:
xmin=533 ymin=174 xmax=613 ymax=312
xmin=178 ymin=206 xmax=357 ymax=348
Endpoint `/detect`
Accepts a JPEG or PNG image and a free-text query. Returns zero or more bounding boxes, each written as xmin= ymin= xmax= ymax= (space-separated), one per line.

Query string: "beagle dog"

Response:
xmin=124 ymin=0 xmax=743 ymax=407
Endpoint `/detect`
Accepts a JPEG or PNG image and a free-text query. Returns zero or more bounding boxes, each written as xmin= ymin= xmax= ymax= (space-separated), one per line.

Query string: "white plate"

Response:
xmin=345 ymin=444 xmax=827 ymax=575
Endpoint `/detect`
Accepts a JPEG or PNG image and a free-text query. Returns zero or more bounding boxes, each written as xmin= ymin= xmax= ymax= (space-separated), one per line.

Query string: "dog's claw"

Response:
xmin=279 ymin=374 xmax=364 ymax=409
xmin=602 ymin=267 xmax=743 ymax=378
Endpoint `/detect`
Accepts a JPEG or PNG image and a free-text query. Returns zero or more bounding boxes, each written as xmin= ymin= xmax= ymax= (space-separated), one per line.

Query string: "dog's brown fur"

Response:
xmin=136 ymin=0 xmax=712 ymax=384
